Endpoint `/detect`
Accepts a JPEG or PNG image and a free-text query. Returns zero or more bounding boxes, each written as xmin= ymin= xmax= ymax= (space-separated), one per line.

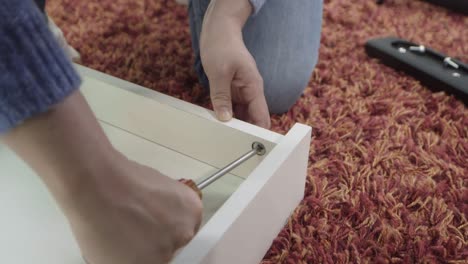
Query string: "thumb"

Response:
xmin=209 ymin=75 xmax=233 ymax=122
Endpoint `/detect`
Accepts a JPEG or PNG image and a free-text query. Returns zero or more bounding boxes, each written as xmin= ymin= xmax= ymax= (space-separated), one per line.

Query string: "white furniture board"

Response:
xmin=0 ymin=65 xmax=313 ymax=264
xmin=173 ymin=124 xmax=311 ymax=264
xmin=76 ymin=65 xmax=283 ymax=145
xmin=0 ymin=145 xmax=83 ymax=264
xmin=0 ymin=122 xmax=242 ymax=264
xmin=101 ymin=121 xmax=234 ymax=182
xmin=100 ymin=122 xmax=243 ymax=225
xmin=80 ymin=76 xmax=275 ymax=178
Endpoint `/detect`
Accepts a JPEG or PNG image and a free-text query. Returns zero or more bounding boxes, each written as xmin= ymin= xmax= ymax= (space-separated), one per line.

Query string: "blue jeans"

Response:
xmin=189 ymin=0 xmax=323 ymax=113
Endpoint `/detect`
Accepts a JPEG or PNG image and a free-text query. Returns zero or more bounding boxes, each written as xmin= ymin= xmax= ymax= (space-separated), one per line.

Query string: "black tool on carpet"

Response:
xmin=376 ymin=0 xmax=468 ymax=15
xmin=423 ymin=0 xmax=468 ymax=14
xmin=365 ymin=37 xmax=468 ymax=105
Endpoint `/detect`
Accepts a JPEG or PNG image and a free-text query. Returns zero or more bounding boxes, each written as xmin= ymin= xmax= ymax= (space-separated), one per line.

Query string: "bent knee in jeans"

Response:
xmin=190 ymin=0 xmax=323 ymax=114
xmin=262 ymin=61 xmax=317 ymax=114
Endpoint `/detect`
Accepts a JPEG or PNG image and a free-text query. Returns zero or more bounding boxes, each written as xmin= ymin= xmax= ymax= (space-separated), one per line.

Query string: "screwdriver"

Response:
xmin=179 ymin=142 xmax=266 ymax=199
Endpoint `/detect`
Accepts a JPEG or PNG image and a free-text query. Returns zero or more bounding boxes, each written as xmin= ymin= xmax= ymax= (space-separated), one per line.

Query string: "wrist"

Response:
xmin=201 ymin=0 xmax=252 ymax=52
xmin=56 ymin=145 xmax=123 ymax=208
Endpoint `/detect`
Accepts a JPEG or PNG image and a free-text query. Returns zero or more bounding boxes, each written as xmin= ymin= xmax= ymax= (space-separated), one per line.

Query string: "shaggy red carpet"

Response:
xmin=48 ymin=0 xmax=467 ymax=263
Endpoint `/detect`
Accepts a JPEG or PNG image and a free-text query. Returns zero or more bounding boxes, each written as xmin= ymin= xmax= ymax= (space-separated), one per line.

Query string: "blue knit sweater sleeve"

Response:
xmin=0 ymin=0 xmax=81 ymax=134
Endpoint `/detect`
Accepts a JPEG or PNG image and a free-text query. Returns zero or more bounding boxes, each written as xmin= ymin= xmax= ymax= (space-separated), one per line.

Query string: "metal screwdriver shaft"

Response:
xmin=196 ymin=142 xmax=266 ymax=190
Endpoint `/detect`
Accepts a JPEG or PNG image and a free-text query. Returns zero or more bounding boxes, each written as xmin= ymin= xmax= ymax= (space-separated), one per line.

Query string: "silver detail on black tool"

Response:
xmin=409 ymin=45 xmax=426 ymax=53
xmin=365 ymin=37 xmax=468 ymax=105
xmin=443 ymin=57 xmax=459 ymax=69
xmin=452 ymin=72 xmax=461 ymax=78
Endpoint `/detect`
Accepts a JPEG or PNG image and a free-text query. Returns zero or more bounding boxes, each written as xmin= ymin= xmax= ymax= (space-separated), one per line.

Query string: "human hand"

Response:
xmin=68 ymin=156 xmax=203 ymax=264
xmin=200 ymin=0 xmax=271 ymax=129
xmin=2 ymin=91 xmax=202 ymax=264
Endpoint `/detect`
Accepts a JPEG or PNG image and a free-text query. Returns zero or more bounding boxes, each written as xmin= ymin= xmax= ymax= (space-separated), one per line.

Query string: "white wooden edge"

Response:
xmin=75 ymin=65 xmax=283 ymax=144
xmin=173 ymin=123 xmax=312 ymax=264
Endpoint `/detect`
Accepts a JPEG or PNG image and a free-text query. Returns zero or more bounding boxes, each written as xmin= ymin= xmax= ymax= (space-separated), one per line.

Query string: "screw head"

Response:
xmin=252 ymin=142 xmax=266 ymax=156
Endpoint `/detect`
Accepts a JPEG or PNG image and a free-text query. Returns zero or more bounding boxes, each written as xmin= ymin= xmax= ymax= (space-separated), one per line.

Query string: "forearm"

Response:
xmin=203 ymin=0 xmax=253 ymax=30
xmin=201 ymin=0 xmax=253 ymax=55
xmin=2 ymin=90 xmax=204 ymax=264
xmin=2 ymin=90 xmax=116 ymax=210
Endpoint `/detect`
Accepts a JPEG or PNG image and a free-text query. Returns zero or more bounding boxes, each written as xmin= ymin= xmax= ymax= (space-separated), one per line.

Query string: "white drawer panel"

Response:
xmin=0 ymin=66 xmax=312 ymax=264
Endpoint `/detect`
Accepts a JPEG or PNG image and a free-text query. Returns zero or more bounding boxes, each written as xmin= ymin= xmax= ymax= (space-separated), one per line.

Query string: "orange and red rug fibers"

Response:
xmin=48 ymin=0 xmax=467 ymax=263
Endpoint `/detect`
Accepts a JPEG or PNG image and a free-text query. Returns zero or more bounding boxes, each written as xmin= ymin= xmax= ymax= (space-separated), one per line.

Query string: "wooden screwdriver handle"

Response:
xmin=178 ymin=179 xmax=202 ymax=199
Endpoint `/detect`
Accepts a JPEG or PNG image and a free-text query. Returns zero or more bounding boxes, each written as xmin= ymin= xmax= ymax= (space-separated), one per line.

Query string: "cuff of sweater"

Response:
xmin=0 ymin=1 xmax=81 ymax=134
xmin=249 ymin=0 xmax=267 ymax=16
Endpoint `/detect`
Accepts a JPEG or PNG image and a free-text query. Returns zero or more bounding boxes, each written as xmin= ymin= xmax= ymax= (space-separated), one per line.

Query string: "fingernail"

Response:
xmin=217 ymin=108 xmax=232 ymax=122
